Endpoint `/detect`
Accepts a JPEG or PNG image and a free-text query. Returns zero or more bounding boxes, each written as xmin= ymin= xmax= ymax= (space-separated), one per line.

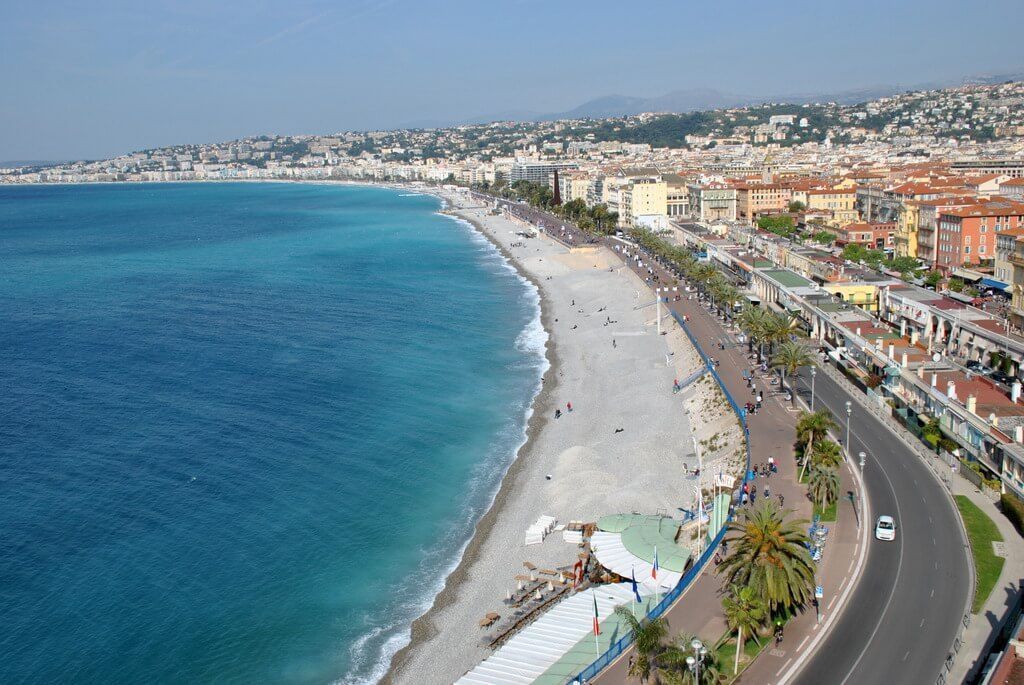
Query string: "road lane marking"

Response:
xmin=931 ymin=588 xmax=935 ymax=598
xmin=798 ymin=636 xmax=810 ymax=650
xmin=777 ymin=658 xmax=794 ymax=676
xmin=920 ymin=618 xmax=925 ymax=627
xmin=903 ymin=650 xmax=911 ymax=661
xmin=777 ymin=379 xmax=873 ymax=685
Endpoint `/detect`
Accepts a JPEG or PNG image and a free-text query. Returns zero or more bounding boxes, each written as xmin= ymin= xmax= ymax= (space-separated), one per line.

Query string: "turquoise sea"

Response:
xmin=0 ymin=183 xmax=546 ymax=683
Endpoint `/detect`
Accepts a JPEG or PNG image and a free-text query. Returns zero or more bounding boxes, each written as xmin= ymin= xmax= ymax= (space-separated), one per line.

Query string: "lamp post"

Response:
xmin=811 ymin=367 xmax=817 ymax=410
xmin=859 ymin=451 xmax=866 ymax=472
xmin=685 ymin=638 xmax=708 ymax=684
xmin=845 ymin=401 xmax=852 ymax=459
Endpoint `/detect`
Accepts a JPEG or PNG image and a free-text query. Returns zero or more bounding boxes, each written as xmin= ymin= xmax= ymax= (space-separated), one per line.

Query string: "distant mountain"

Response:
xmin=454 ymin=70 xmax=1024 ymax=126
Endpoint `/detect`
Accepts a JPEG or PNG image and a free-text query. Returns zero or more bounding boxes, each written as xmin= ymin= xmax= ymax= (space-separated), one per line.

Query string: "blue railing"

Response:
xmin=570 ymin=310 xmax=751 ymax=683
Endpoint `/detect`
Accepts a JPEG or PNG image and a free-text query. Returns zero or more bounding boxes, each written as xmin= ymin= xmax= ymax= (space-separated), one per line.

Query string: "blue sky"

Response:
xmin=2 ymin=0 xmax=1023 ymax=161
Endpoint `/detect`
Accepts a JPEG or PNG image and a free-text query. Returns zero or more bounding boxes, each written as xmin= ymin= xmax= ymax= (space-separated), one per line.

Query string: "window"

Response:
xmin=965 ymin=246 xmax=972 ymax=254
xmin=980 ymin=245 xmax=986 ymax=254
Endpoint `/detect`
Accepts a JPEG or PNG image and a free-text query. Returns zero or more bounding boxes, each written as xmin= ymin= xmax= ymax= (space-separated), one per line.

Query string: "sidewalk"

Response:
xmin=593 ymin=243 xmax=861 ymax=684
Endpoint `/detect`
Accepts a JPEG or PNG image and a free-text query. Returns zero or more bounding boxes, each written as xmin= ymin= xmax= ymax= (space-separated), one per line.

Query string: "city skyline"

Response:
xmin=3 ymin=0 xmax=1024 ymax=161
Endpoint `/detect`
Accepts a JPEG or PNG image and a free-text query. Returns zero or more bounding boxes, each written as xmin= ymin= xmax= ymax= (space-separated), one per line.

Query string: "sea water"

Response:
xmin=0 ymin=182 xmax=546 ymax=683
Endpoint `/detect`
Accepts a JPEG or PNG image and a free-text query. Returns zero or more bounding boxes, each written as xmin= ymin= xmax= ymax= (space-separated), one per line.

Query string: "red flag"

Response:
xmin=592 ymin=592 xmax=601 ymax=636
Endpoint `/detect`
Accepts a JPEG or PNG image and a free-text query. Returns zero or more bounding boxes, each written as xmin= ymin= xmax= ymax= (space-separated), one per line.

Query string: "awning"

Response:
xmin=980 ymin=278 xmax=1009 ymax=291
xmin=951 ymin=268 xmax=984 ymax=283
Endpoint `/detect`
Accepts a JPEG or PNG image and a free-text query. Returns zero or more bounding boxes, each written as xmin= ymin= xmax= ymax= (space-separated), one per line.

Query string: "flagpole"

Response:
xmin=631 ymin=566 xmax=637 ymax=619
xmin=592 ymin=589 xmax=600 ymax=655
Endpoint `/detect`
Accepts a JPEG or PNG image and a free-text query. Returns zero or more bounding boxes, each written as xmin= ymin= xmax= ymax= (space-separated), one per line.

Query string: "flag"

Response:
xmin=651 ymin=545 xmax=659 ymax=581
xmin=592 ymin=591 xmax=601 ymax=636
xmin=630 ymin=567 xmax=641 ymax=603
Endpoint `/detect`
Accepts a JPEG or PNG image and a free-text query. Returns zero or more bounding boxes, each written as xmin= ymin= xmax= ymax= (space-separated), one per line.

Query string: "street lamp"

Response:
xmin=685 ymin=638 xmax=708 ymax=684
xmin=811 ymin=367 xmax=817 ymax=410
xmin=845 ymin=401 xmax=852 ymax=459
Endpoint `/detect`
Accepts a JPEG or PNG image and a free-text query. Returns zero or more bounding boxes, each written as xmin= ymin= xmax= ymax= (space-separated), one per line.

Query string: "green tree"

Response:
xmin=948 ymin=277 xmax=965 ymax=293
xmin=659 ymin=632 xmax=724 ymax=685
xmin=808 ymin=465 xmax=840 ymax=509
xmin=737 ymin=306 xmax=769 ymax=355
xmin=614 ymin=606 xmax=670 ymax=682
xmin=811 ymin=439 xmax=843 ymax=470
xmin=924 ymin=270 xmax=943 ymax=289
xmin=787 ymin=200 xmax=806 ymax=213
xmin=722 ymin=584 xmax=767 ymax=674
xmin=771 ymin=341 xmax=814 ymax=406
xmin=796 ymin=410 xmax=838 ymax=480
xmin=717 ymin=499 xmax=816 ymax=611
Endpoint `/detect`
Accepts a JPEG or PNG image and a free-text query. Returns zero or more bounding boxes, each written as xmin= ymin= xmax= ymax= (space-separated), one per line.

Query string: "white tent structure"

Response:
xmin=455 ymin=583 xmax=641 ymax=685
xmin=590 ymin=531 xmax=682 ymax=593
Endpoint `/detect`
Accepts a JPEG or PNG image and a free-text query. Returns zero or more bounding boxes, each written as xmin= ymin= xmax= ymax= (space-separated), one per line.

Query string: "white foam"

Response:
xmin=336 ymin=205 xmax=550 ymax=685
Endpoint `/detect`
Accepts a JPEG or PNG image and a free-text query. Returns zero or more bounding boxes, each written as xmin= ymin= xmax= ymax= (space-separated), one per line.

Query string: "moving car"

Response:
xmin=875 ymin=515 xmax=896 ymax=541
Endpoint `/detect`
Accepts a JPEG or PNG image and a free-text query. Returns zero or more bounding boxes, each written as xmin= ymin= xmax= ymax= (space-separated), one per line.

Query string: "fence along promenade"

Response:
xmin=570 ymin=309 xmax=751 ymax=683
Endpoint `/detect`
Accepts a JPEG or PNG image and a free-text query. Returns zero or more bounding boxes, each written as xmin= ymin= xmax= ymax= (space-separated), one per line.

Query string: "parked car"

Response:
xmin=965 ymin=360 xmax=984 ymax=372
xmin=875 ymin=515 xmax=897 ymax=541
xmin=991 ymin=371 xmax=1016 ymax=385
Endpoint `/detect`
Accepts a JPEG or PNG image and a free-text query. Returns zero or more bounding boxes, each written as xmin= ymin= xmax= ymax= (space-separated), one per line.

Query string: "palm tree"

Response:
xmin=659 ymin=632 xmax=723 ymax=685
xmin=615 ymin=606 xmax=669 ymax=682
xmin=771 ymin=341 xmax=814 ymax=406
xmin=737 ymin=306 xmax=768 ymax=355
xmin=811 ymin=440 xmax=843 ymax=470
xmin=808 ymin=465 xmax=840 ymax=510
xmin=796 ymin=410 xmax=838 ymax=480
xmin=721 ymin=584 xmax=767 ymax=674
xmin=691 ymin=264 xmax=718 ymax=298
xmin=716 ymin=499 xmax=815 ymax=611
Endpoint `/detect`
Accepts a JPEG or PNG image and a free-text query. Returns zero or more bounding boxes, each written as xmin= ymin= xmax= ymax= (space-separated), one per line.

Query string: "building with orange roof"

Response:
xmin=734 ymin=181 xmax=792 ymax=220
xmin=936 ymin=200 xmax=1024 ymax=270
xmin=835 ymin=221 xmax=896 ymax=250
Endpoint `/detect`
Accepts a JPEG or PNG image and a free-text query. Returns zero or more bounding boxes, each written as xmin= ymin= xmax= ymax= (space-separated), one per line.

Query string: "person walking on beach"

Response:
xmin=612 ymin=339 xmax=617 ymax=348
xmin=566 ymin=401 xmax=572 ymax=412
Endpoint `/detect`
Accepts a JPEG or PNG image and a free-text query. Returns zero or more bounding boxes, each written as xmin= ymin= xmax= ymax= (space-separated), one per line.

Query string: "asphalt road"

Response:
xmin=788 ymin=369 xmax=971 ymax=685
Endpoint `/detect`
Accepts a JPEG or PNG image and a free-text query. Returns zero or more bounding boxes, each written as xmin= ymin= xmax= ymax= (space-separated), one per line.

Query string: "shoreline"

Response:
xmin=382 ymin=204 xmax=561 ymax=682
xmin=384 ymin=192 xmax=742 ymax=683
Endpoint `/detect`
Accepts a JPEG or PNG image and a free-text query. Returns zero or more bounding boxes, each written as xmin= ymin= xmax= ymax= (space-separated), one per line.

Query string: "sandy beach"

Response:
xmin=383 ymin=190 xmax=743 ymax=684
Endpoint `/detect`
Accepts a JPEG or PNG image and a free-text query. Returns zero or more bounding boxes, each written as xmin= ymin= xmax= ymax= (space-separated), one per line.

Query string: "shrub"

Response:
xmin=1000 ymin=493 xmax=1024 ymax=536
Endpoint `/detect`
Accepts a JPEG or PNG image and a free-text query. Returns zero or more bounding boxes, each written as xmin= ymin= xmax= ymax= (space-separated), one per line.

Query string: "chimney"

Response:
xmin=889 ymin=344 xmax=896 ymax=359
xmin=856 ymin=327 xmax=862 ymax=336
xmin=900 ymin=320 xmax=907 ymax=337
xmin=876 ymin=337 xmax=884 ymax=350
xmin=947 ymin=380 xmax=957 ymax=401
xmin=1016 ymin=425 xmax=1024 ymax=444
xmin=918 ymin=365 xmax=925 ymax=379
xmin=1013 ymin=381 xmax=1022 ymax=404
xmin=902 ymin=352 xmax=909 ymax=368
xmin=967 ymin=395 xmax=977 ymax=414
xmin=911 ymin=330 xmax=920 ymax=345
xmin=931 ymin=372 xmax=938 ymax=388
xmin=990 ymin=413 xmax=999 ymax=427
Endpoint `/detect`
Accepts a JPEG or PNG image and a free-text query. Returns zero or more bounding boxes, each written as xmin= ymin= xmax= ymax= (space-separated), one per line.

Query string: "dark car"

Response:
xmin=965 ymin=360 xmax=984 ymax=372
xmin=991 ymin=371 xmax=1016 ymax=385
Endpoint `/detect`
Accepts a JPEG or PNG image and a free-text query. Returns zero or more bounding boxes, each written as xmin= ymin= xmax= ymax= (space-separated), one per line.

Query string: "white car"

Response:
xmin=875 ymin=515 xmax=896 ymax=541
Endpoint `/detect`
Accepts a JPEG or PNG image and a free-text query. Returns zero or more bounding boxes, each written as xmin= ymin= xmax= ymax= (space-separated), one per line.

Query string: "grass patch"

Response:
xmin=714 ymin=631 xmax=769 ymax=682
xmin=814 ymin=498 xmax=838 ymax=522
xmin=954 ymin=495 xmax=1005 ymax=613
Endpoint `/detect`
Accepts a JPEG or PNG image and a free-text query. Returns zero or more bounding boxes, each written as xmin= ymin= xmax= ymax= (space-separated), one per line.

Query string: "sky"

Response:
xmin=2 ymin=0 xmax=1023 ymax=161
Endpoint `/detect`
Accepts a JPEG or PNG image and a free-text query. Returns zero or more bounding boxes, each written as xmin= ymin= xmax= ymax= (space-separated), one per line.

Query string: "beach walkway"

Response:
xmin=588 ymin=238 xmax=862 ymax=684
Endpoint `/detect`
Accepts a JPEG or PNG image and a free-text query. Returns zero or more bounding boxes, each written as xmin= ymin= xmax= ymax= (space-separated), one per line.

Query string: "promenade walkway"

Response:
xmin=591 ymin=240 xmax=862 ymax=684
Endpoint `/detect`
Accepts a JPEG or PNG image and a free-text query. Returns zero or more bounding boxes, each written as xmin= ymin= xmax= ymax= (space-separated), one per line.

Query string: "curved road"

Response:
xmin=788 ymin=369 xmax=971 ymax=685
xmin=470 ymin=194 xmax=973 ymax=684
